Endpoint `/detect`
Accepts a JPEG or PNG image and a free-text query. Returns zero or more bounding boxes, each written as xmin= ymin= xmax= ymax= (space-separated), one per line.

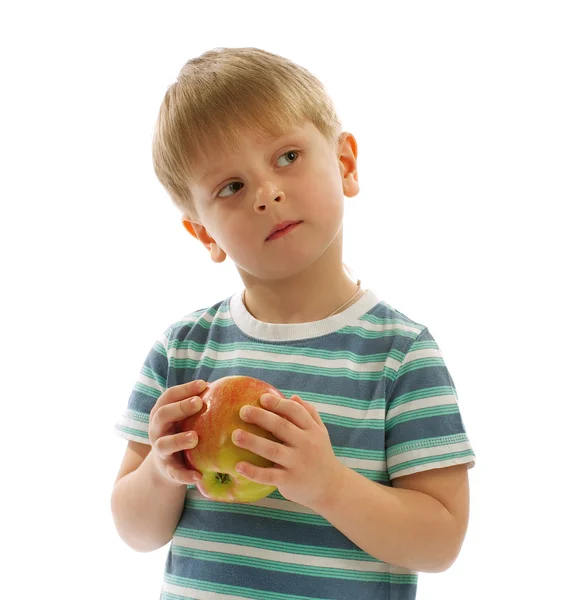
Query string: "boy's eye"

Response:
xmin=216 ymin=150 xmax=301 ymax=199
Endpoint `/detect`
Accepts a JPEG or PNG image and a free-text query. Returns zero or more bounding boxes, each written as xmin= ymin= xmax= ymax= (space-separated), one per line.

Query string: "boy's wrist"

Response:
xmin=309 ymin=461 xmax=351 ymax=515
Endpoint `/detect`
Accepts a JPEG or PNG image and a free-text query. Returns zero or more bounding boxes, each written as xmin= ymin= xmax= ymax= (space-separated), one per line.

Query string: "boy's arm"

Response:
xmin=311 ymin=463 xmax=470 ymax=573
xmin=111 ymin=445 xmax=188 ymax=553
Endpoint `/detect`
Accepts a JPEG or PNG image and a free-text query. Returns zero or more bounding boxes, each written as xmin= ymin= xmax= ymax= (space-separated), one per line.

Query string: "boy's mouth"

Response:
xmin=266 ymin=220 xmax=303 ymax=241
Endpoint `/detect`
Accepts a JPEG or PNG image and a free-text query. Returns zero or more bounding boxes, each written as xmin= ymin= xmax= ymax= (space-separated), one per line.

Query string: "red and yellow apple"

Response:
xmin=179 ymin=375 xmax=285 ymax=503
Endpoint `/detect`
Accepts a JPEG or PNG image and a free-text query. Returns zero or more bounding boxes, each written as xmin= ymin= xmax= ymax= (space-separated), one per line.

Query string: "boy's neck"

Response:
xmin=241 ymin=268 xmax=363 ymax=324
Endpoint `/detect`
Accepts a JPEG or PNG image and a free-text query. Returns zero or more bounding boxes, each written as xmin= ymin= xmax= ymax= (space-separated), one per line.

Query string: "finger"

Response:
xmin=232 ymin=429 xmax=292 ymax=467
xmin=290 ymin=395 xmax=325 ymax=428
xmin=165 ymin=459 xmax=202 ymax=485
xmin=153 ymin=395 xmax=204 ymax=435
xmin=259 ymin=394 xmax=314 ymax=430
xmin=151 ymin=380 xmax=208 ymax=419
xmin=154 ymin=429 xmax=199 ymax=459
xmin=235 ymin=460 xmax=280 ymax=487
xmin=241 ymin=404 xmax=301 ymax=445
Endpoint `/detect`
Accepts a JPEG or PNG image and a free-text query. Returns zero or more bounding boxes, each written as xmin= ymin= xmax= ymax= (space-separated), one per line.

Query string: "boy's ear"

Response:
xmin=337 ymin=132 xmax=359 ymax=198
xmin=181 ymin=216 xmax=199 ymax=239
xmin=181 ymin=214 xmax=227 ymax=263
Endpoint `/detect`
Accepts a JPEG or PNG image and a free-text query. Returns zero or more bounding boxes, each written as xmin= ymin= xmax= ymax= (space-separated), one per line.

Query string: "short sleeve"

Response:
xmin=114 ymin=326 xmax=171 ymax=445
xmin=385 ymin=327 xmax=476 ymax=480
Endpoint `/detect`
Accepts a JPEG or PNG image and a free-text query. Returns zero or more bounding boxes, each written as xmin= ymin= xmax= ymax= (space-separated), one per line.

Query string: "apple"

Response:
xmin=179 ymin=375 xmax=285 ymax=503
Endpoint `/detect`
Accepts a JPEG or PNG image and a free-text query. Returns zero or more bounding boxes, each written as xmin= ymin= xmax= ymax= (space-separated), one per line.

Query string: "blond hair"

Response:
xmin=151 ymin=47 xmax=343 ymax=222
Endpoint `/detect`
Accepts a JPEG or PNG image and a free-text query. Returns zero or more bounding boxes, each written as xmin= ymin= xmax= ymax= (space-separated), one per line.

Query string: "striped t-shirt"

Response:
xmin=115 ymin=287 xmax=476 ymax=600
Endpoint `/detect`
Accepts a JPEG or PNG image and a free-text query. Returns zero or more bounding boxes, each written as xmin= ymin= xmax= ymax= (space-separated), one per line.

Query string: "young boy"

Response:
xmin=112 ymin=47 xmax=476 ymax=600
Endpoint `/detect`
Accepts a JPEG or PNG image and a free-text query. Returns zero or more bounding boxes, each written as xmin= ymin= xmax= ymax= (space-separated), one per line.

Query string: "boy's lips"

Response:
xmin=266 ymin=220 xmax=303 ymax=241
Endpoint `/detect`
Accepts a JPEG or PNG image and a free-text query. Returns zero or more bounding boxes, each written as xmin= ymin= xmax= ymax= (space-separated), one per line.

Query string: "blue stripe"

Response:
xmin=164 ymin=554 xmax=417 ymax=599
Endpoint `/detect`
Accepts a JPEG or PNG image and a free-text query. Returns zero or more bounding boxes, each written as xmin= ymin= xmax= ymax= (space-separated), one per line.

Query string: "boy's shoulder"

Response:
xmin=374 ymin=300 xmax=427 ymax=328
xmin=360 ymin=297 xmax=429 ymax=339
xmin=164 ymin=295 xmax=233 ymax=337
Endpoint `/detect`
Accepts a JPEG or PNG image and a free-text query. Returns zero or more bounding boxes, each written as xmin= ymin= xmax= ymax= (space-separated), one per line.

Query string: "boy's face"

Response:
xmin=183 ymin=120 xmax=359 ymax=282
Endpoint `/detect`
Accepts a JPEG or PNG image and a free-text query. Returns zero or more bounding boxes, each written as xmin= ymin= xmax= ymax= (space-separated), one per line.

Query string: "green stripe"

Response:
xmin=183 ymin=498 xmax=331 ymax=526
xmin=295 ymin=390 xmax=386 ymax=411
xmin=356 ymin=469 xmax=389 ymax=483
xmin=152 ymin=339 xmax=168 ymax=356
xmin=171 ymin=307 xmax=219 ymax=328
xmin=388 ymin=348 xmax=407 ymax=363
xmin=409 ymin=338 xmax=439 ymax=350
xmin=390 ymin=450 xmax=475 ymax=476
xmin=386 ymin=404 xmax=459 ymax=430
xmin=163 ymin=568 xmax=417 ymax=600
xmin=384 ymin=365 xmax=399 ymax=382
xmin=174 ymin=306 xmax=216 ymax=322
xmin=133 ymin=380 xmax=163 ymax=399
xmin=337 ymin=325 xmax=416 ymax=340
xmin=115 ymin=425 xmax=148 ymax=440
xmin=141 ymin=364 xmax=167 ymax=389
xmin=359 ymin=312 xmax=422 ymax=329
xmin=267 ymin=490 xmax=286 ymax=500
xmin=335 ymin=446 xmax=385 ymax=461
xmin=397 ymin=357 xmax=447 ymax=376
xmin=323 ymin=412 xmax=385 ymax=429
xmin=170 ymin=546 xmax=401 ymax=582
xmin=170 ymin=338 xmax=390 ymax=364
xmin=174 ymin=527 xmax=381 ymax=562
xmin=390 ymin=385 xmax=456 ymax=409
xmin=161 ymin=585 xmax=320 ymax=600
xmin=387 ymin=433 xmax=469 ymax=459
xmin=121 ymin=409 xmax=149 ymax=424
xmin=168 ymin=356 xmax=385 ymax=381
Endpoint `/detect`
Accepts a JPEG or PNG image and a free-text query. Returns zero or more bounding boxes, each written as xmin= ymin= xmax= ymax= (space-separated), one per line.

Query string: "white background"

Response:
xmin=1 ymin=1 xmax=579 ymax=598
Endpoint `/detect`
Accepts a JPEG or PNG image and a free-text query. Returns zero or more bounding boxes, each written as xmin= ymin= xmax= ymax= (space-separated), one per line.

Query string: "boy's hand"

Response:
xmin=231 ymin=393 xmax=347 ymax=511
xmin=147 ymin=379 xmax=208 ymax=487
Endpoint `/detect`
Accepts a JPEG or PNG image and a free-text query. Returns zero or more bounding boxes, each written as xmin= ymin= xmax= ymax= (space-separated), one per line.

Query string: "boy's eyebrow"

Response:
xmin=198 ymin=129 xmax=306 ymax=184
xmin=199 ymin=164 xmax=228 ymax=185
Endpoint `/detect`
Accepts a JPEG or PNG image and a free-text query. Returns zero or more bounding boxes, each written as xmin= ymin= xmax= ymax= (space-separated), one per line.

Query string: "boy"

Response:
xmin=112 ymin=46 xmax=476 ymax=600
